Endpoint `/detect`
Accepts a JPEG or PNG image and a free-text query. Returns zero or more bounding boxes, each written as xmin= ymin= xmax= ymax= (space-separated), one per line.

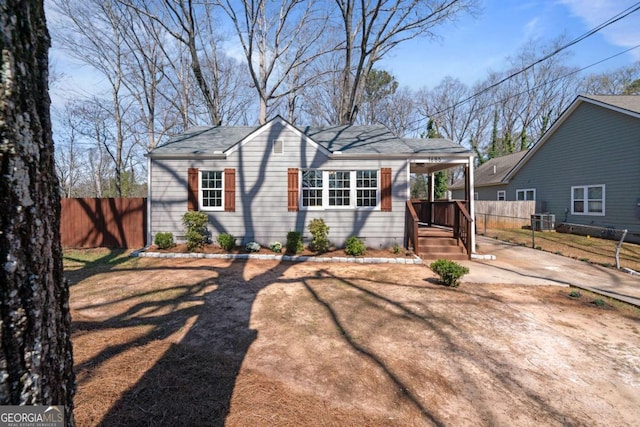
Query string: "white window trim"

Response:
xmin=300 ymin=169 xmax=324 ymax=211
xmin=299 ymin=169 xmax=380 ymax=211
xmin=516 ymin=188 xmax=536 ymax=201
xmin=497 ymin=190 xmax=506 ymax=201
xmin=199 ymin=170 xmax=224 ymax=211
xmin=571 ymin=184 xmax=605 ymax=216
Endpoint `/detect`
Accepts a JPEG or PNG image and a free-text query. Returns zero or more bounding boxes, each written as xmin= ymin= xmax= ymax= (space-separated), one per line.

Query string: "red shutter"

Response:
xmin=224 ymin=168 xmax=236 ymax=212
xmin=187 ymin=167 xmax=199 ymax=211
xmin=288 ymin=168 xmax=299 ymax=212
xmin=381 ymin=167 xmax=392 ymax=212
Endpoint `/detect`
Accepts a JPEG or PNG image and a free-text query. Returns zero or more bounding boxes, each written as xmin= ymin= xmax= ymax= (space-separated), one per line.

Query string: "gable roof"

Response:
xmin=149 ymin=116 xmax=472 ymax=158
xmin=450 ymin=151 xmax=526 ymax=190
xmin=503 ymin=94 xmax=640 ymax=182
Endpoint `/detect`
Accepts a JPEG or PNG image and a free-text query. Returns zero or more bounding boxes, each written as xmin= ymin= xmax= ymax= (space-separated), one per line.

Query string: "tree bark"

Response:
xmin=0 ymin=0 xmax=75 ymax=425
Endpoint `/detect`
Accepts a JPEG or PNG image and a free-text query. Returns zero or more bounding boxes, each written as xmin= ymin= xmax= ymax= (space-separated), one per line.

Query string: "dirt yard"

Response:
xmin=67 ymin=256 xmax=640 ymax=426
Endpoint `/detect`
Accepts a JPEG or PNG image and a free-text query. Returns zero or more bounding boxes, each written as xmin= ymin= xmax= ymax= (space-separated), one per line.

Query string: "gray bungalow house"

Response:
xmin=456 ymin=95 xmax=640 ymax=242
xmin=146 ymin=116 xmax=477 ymax=256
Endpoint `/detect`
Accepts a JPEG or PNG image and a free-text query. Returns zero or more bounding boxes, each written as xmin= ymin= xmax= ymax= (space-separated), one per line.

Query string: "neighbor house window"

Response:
xmin=572 ymin=185 xmax=605 ymax=215
xmin=497 ymin=190 xmax=506 ymax=201
xmin=516 ymin=188 xmax=535 ymax=201
xmin=302 ymin=170 xmax=323 ymax=207
xmin=300 ymin=169 xmax=380 ymax=209
xmin=201 ymin=171 xmax=223 ymax=209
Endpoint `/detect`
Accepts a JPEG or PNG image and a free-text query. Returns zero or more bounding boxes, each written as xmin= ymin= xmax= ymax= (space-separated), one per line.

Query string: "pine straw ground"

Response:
xmin=65 ymin=249 xmax=640 ymax=427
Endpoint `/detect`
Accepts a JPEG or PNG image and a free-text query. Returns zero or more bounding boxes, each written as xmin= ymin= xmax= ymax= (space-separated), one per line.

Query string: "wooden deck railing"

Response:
xmin=453 ymin=201 xmax=473 ymax=258
xmin=407 ymin=200 xmax=473 ymax=259
xmin=405 ymin=200 xmax=420 ymax=254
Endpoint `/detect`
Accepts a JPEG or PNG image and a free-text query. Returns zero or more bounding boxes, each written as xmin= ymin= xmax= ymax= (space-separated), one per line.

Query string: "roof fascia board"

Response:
xmin=224 ymin=115 xmax=332 ymax=156
xmin=146 ymin=153 xmax=227 ymax=160
xmin=329 ymin=153 xmax=471 ymax=160
xmin=582 ymin=96 xmax=640 ymax=119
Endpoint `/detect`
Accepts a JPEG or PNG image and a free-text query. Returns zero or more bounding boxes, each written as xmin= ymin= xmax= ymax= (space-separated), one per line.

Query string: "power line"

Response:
xmin=428 ymin=1 xmax=640 ymax=117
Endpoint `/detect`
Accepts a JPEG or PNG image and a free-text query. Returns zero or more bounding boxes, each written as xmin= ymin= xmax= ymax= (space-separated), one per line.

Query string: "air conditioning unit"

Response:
xmin=531 ymin=214 xmax=555 ymax=231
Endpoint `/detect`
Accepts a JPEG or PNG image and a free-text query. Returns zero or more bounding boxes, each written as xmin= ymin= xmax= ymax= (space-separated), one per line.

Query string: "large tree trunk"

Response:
xmin=0 ymin=1 xmax=75 ymax=425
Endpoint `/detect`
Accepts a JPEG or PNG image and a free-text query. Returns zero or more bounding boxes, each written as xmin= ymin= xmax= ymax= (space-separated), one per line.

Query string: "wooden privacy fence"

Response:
xmin=475 ymin=201 xmax=536 ymax=230
xmin=60 ymin=198 xmax=147 ymax=249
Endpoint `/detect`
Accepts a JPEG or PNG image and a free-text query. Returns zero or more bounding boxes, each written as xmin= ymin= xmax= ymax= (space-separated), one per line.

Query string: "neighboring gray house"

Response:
xmin=450 ymin=151 xmax=526 ymax=202
xmin=146 ymin=116 xmax=476 ymax=249
xmin=456 ymin=95 xmax=640 ymax=242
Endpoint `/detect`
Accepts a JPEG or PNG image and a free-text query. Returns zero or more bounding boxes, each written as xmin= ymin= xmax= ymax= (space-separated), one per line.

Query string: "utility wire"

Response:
xmin=428 ymin=1 xmax=640 ymax=117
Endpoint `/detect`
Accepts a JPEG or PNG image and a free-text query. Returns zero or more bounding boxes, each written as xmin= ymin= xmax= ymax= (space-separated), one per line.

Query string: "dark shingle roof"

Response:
xmin=150 ymin=118 xmax=472 ymax=157
xmin=581 ymin=95 xmax=640 ymax=115
xmin=450 ymin=151 xmax=526 ymax=189
xmin=152 ymin=126 xmax=258 ymax=156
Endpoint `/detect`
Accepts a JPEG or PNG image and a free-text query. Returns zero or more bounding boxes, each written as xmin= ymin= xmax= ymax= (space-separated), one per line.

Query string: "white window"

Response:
xmin=302 ymin=170 xmax=323 ymax=208
xmin=571 ymin=185 xmax=605 ymax=216
xmin=497 ymin=190 xmax=506 ymax=201
xmin=200 ymin=171 xmax=223 ymax=210
xmin=273 ymin=139 xmax=284 ymax=154
xmin=328 ymin=171 xmax=351 ymax=207
xmin=301 ymin=169 xmax=379 ymax=209
xmin=516 ymin=188 xmax=535 ymax=201
xmin=356 ymin=170 xmax=378 ymax=207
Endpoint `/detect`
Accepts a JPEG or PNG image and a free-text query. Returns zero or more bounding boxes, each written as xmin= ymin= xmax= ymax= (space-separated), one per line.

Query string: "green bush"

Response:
xmin=217 ymin=233 xmax=236 ymax=251
xmin=270 ymin=241 xmax=282 ymax=253
xmin=182 ymin=211 xmax=209 ymax=251
xmin=246 ymin=241 xmax=260 ymax=252
xmin=345 ymin=236 xmax=366 ymax=256
xmin=308 ymin=218 xmax=330 ymax=253
xmin=286 ymin=231 xmax=304 ymax=254
xmin=154 ymin=232 xmax=175 ymax=249
xmin=429 ymin=259 xmax=469 ymax=287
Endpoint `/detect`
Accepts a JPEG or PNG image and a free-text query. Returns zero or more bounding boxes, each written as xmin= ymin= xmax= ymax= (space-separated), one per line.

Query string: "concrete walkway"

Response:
xmin=460 ymin=236 xmax=640 ymax=307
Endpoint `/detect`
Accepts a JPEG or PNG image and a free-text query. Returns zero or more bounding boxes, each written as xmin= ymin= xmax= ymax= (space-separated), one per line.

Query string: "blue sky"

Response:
xmin=379 ymin=0 xmax=640 ymax=90
xmin=49 ymin=0 xmax=640 ymax=108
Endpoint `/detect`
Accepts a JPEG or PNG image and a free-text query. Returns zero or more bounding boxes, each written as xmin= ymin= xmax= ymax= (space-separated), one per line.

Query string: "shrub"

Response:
xmin=392 ymin=243 xmax=401 ymax=255
xmin=345 ymin=236 xmax=366 ymax=256
xmin=270 ymin=241 xmax=282 ymax=253
xmin=286 ymin=231 xmax=304 ymax=254
xmin=308 ymin=218 xmax=330 ymax=253
xmin=429 ymin=259 xmax=469 ymax=287
xmin=182 ymin=211 xmax=209 ymax=251
xmin=154 ymin=232 xmax=175 ymax=249
xmin=568 ymin=290 xmax=582 ymax=298
xmin=246 ymin=241 xmax=261 ymax=252
xmin=217 ymin=233 xmax=236 ymax=252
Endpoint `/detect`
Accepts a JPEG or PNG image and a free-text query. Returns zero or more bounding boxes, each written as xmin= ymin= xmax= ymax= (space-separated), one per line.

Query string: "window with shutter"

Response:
xmin=224 ymin=169 xmax=236 ymax=212
xmin=288 ymin=168 xmax=299 ymax=211
xmin=381 ymin=168 xmax=392 ymax=212
xmin=187 ymin=168 xmax=199 ymax=211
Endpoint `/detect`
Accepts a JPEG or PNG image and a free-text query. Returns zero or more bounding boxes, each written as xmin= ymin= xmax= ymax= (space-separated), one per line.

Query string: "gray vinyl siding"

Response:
xmin=150 ymin=121 xmax=409 ymax=248
xmin=506 ymin=102 xmax=640 ymax=238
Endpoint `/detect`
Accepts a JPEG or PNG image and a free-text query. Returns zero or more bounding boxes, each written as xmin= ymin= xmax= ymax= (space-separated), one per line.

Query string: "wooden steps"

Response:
xmin=417 ymin=227 xmax=468 ymax=261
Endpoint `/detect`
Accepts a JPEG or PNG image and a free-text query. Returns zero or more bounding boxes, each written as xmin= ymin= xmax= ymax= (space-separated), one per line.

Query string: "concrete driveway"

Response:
xmin=461 ymin=236 xmax=640 ymax=307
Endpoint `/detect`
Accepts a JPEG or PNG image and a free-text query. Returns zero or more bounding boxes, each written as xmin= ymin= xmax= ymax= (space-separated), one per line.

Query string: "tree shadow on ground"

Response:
xmin=82 ymin=259 xmax=289 ymax=426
